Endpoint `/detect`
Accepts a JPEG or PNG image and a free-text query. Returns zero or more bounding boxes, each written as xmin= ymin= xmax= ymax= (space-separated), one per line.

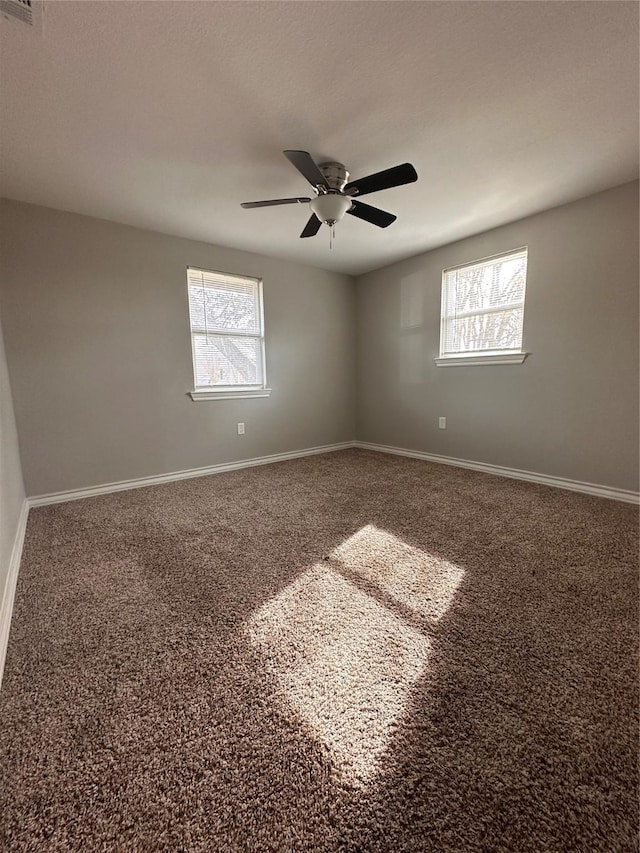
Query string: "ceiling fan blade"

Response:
xmin=344 ymin=163 xmax=417 ymax=197
xmin=300 ymin=214 xmax=322 ymax=238
xmin=283 ymin=150 xmax=329 ymax=189
xmin=241 ymin=197 xmax=311 ymax=208
xmin=347 ymin=200 xmax=397 ymax=228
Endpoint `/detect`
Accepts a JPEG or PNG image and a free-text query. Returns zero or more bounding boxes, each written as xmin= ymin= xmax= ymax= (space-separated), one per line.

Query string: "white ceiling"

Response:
xmin=0 ymin=1 xmax=638 ymax=276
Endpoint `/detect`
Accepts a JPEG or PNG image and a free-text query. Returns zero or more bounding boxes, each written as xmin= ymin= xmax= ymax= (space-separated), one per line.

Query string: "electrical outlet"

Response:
xmin=439 ymin=417 xmax=446 ymax=429
xmin=237 ymin=423 xmax=245 ymax=435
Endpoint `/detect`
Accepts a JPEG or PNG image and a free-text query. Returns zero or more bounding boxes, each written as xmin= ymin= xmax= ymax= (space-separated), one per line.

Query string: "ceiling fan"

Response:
xmin=241 ymin=150 xmax=418 ymax=238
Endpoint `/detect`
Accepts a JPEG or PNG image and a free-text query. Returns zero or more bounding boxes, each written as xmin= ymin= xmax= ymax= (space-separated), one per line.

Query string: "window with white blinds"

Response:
xmin=439 ymin=248 xmax=528 ymax=362
xmin=187 ymin=267 xmax=266 ymax=392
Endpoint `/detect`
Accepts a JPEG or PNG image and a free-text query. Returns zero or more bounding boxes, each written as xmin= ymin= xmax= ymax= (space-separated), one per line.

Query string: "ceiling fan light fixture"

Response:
xmin=309 ymin=193 xmax=352 ymax=225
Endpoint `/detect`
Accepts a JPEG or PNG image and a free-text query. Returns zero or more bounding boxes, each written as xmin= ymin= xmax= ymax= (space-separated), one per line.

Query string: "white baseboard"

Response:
xmin=355 ymin=442 xmax=640 ymax=505
xmin=0 ymin=499 xmax=29 ymax=690
xmin=27 ymin=438 xmax=639 ymax=508
xmin=28 ymin=441 xmax=357 ymax=507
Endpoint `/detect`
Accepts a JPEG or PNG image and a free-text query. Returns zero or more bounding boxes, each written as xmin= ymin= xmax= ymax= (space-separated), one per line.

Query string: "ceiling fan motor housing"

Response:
xmin=319 ymin=161 xmax=349 ymax=192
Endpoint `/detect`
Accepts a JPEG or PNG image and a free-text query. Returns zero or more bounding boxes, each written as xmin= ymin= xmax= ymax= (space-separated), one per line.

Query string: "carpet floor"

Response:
xmin=0 ymin=449 xmax=638 ymax=852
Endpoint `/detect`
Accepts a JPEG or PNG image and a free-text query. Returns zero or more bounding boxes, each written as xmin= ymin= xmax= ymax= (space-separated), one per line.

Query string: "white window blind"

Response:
xmin=187 ymin=267 xmax=266 ymax=391
xmin=439 ymin=248 xmax=528 ymax=358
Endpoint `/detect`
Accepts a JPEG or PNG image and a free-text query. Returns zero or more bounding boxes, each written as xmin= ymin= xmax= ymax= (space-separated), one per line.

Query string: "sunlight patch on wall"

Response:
xmin=330 ymin=524 xmax=464 ymax=621
xmin=400 ymin=272 xmax=425 ymax=330
xmin=246 ymin=564 xmax=431 ymax=786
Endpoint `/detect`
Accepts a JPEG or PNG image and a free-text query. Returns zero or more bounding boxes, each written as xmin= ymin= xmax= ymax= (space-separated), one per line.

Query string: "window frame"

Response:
xmin=186 ymin=266 xmax=271 ymax=401
xmin=435 ymin=247 xmax=530 ymax=367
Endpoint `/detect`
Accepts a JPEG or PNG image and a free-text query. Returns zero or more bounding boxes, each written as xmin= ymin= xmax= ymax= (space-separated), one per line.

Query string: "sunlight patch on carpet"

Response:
xmin=330 ymin=524 xmax=464 ymax=621
xmin=246 ymin=563 xmax=432 ymax=786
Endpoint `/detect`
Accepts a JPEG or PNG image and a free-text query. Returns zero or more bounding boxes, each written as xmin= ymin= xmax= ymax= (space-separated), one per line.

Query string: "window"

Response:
xmin=187 ymin=267 xmax=269 ymax=400
xmin=436 ymin=247 xmax=529 ymax=366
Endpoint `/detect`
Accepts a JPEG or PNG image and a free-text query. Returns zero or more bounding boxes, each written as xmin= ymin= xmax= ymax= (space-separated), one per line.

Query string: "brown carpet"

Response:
xmin=0 ymin=448 xmax=638 ymax=852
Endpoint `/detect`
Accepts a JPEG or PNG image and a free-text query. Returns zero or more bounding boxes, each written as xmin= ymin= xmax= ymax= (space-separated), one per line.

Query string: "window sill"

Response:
xmin=189 ymin=388 xmax=272 ymax=401
xmin=434 ymin=352 xmax=529 ymax=367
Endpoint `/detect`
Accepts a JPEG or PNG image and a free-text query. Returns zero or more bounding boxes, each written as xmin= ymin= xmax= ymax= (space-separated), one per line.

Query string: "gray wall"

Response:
xmin=356 ymin=181 xmax=639 ymax=492
xmin=0 ymin=200 xmax=356 ymax=496
xmin=2 ymin=183 xmax=638 ymax=498
xmin=0 ymin=302 xmax=25 ymax=603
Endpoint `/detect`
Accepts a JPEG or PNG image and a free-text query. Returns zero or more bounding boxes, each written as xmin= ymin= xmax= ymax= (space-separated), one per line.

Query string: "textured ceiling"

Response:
xmin=0 ymin=1 xmax=638 ymax=275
